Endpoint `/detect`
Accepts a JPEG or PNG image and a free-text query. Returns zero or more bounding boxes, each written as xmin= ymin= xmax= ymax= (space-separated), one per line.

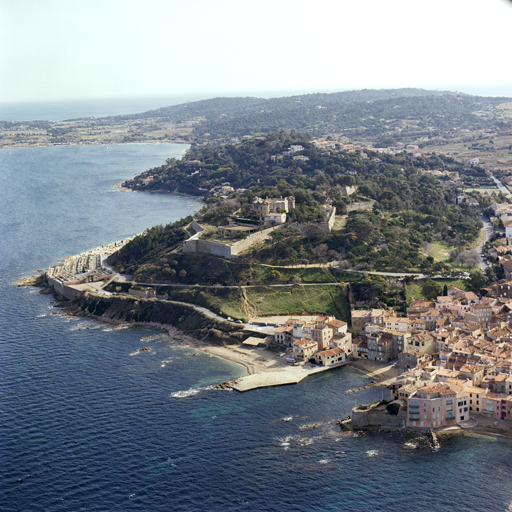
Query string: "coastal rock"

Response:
xmin=214 ymin=380 xmax=237 ymax=390
xmin=14 ymin=273 xmax=47 ymax=287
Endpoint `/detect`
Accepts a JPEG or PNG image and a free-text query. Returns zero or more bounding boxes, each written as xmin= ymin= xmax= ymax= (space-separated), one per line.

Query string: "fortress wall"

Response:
xmin=192 ymin=219 xmax=205 ymax=234
xmin=319 ymin=206 xmax=336 ymax=233
xmin=182 ymin=239 xmax=233 ymax=259
xmin=230 ymin=225 xmax=282 ymax=255
xmin=182 ymin=225 xmax=282 ymax=259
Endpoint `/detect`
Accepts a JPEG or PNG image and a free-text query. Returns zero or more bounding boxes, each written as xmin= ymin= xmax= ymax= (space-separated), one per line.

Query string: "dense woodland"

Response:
xmin=109 ymin=131 xmax=484 ymax=280
xmin=3 ymin=88 xmax=510 ymax=152
xmin=112 ymin=88 xmax=509 ymax=144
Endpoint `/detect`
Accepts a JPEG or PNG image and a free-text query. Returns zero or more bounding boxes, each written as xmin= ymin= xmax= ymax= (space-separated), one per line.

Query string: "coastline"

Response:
xmin=0 ymin=140 xmax=190 ymax=150
xmin=113 ymin=181 xmax=204 ymax=201
xmin=26 ymin=276 xmax=360 ymax=392
xmin=21 ymin=273 xmax=512 ymax=441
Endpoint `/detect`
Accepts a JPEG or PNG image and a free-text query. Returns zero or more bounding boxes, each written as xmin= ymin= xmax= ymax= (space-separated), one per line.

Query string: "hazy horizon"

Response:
xmin=1 ymin=82 xmax=511 ymax=123
xmin=2 ymin=0 xmax=511 ymax=105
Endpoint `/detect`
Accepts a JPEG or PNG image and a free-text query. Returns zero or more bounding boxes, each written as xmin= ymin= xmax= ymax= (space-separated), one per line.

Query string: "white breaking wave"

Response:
xmin=170 ymin=385 xmax=214 ymax=398
xmin=366 ymin=450 xmax=379 ymax=457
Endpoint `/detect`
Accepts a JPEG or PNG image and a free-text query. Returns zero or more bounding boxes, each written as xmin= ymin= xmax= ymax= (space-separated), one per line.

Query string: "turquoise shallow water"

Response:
xmin=1 ymin=143 xmax=512 ymax=512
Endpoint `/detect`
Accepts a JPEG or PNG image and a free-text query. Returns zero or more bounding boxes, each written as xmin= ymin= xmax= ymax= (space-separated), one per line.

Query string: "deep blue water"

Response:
xmin=2 ymin=143 xmax=512 ymax=512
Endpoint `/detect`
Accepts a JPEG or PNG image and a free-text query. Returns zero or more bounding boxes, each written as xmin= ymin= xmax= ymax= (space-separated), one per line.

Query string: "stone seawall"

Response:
xmin=351 ymin=406 xmax=407 ymax=429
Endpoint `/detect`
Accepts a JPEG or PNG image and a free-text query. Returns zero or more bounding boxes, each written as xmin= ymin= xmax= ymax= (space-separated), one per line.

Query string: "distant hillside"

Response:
xmin=112 ymin=88 xmax=509 ymax=144
xmin=2 ymin=88 xmax=510 ymax=154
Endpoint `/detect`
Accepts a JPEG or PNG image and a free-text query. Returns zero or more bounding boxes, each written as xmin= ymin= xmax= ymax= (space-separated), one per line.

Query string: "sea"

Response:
xmin=1 ymin=100 xmax=512 ymax=512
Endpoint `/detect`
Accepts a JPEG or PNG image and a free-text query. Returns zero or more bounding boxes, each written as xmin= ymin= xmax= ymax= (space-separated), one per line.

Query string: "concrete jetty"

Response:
xmin=231 ymin=361 xmax=349 ymax=392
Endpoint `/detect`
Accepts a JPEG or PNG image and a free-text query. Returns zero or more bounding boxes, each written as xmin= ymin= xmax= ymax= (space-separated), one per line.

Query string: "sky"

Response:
xmin=1 ymin=0 xmax=512 ymax=104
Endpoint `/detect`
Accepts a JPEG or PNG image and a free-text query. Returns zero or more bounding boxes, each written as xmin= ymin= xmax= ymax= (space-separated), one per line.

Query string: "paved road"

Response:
xmin=477 ymin=216 xmax=494 ymax=270
xmin=491 ymin=174 xmax=512 ymax=201
xmin=133 ymin=281 xmax=345 ymax=288
xmin=330 ymin=264 xmax=425 ymax=279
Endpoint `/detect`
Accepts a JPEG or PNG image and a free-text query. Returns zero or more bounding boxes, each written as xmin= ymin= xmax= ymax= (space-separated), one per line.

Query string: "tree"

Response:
xmin=421 ymin=279 xmax=442 ymax=300
xmin=467 ymin=270 xmax=487 ymax=293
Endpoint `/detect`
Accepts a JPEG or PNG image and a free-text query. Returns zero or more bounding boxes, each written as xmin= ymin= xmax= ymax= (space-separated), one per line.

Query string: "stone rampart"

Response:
xmin=192 ymin=219 xmax=205 ymax=234
xmin=183 ymin=239 xmax=233 ymax=258
xmin=319 ymin=206 xmax=336 ymax=233
xmin=230 ymin=225 xmax=282 ymax=255
xmin=182 ymin=225 xmax=282 ymax=259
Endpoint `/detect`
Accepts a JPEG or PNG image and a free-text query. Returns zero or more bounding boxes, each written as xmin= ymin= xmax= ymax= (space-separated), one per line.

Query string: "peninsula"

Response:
xmin=17 ymin=90 xmax=512 ymax=437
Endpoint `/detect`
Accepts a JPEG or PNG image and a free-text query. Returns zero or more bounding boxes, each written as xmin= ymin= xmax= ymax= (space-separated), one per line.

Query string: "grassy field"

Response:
xmin=422 ymin=242 xmax=452 ymax=262
xmin=405 ymin=279 xmax=468 ymax=304
xmin=416 ymin=133 xmax=512 ymax=167
xmin=463 ymin=187 xmax=499 ymax=194
xmin=152 ymin=284 xmax=350 ymax=322
xmin=332 ymin=215 xmax=347 ymax=231
xmin=243 ymin=285 xmax=350 ymax=320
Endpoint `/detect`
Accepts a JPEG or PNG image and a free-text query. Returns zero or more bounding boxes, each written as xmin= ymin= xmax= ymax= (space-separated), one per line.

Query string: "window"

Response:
xmin=447 ymin=412 xmax=453 ymax=419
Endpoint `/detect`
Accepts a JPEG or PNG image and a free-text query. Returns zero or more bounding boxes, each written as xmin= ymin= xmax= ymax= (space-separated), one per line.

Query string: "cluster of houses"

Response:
xmin=268 ymin=279 xmax=512 ymax=430
xmin=487 ymin=201 xmax=512 ymax=272
xmin=347 ymin=284 xmax=512 ymax=429
xmin=271 ymin=144 xmax=310 ymax=163
xmin=274 ymin=316 xmax=353 ymax=366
